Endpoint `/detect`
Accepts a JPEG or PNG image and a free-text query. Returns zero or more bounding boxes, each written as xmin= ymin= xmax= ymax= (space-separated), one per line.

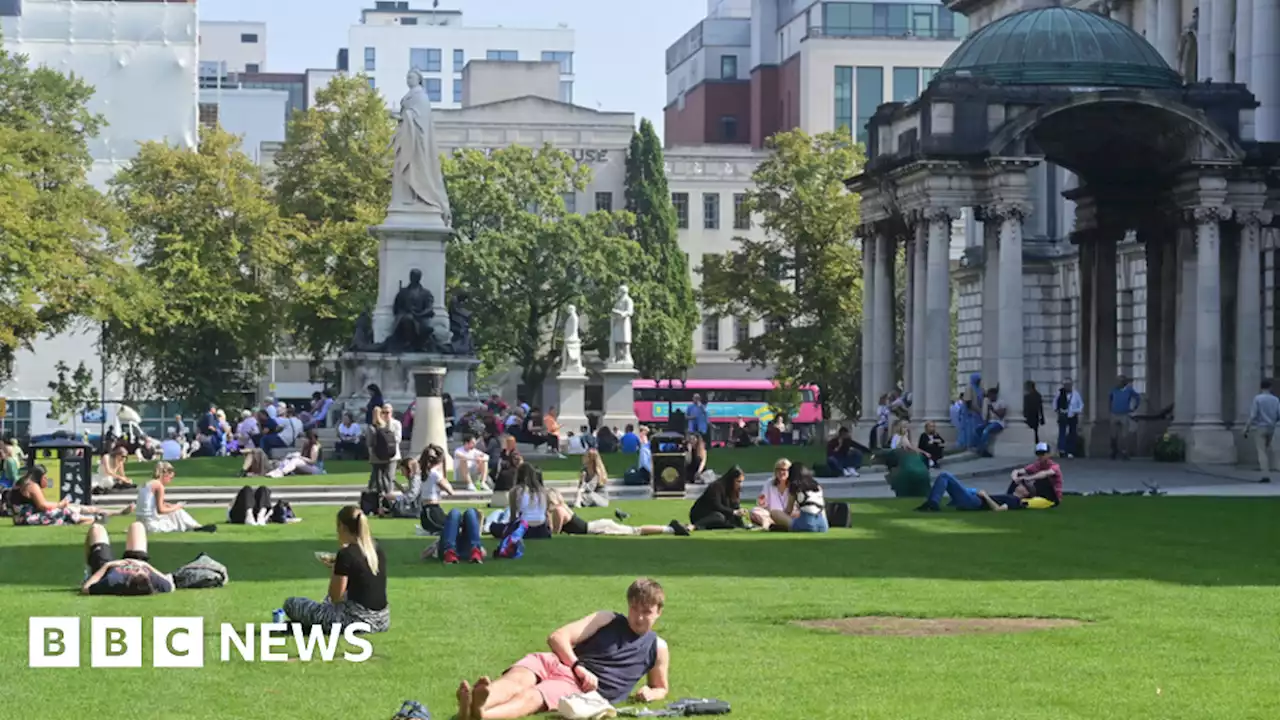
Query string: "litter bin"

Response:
xmin=650 ymin=431 xmax=688 ymax=497
xmin=28 ymin=437 xmax=95 ymax=507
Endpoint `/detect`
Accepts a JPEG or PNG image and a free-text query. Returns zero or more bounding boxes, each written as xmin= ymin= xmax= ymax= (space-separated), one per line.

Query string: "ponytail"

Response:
xmin=336 ymin=506 xmax=380 ymax=575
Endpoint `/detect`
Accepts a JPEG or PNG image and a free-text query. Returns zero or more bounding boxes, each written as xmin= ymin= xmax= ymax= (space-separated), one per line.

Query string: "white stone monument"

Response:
xmin=338 ymin=69 xmax=479 ymax=414
xmin=601 ymin=286 xmax=638 ymax=430
xmin=408 ymin=367 xmax=452 ymax=471
xmin=556 ymin=305 xmax=590 ymax=434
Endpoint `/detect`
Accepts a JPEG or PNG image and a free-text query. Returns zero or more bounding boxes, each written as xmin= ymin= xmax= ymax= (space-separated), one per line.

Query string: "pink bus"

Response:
xmin=632 ymin=379 xmax=822 ymax=444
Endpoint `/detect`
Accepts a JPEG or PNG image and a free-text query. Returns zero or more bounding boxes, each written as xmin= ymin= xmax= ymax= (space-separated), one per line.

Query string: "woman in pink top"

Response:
xmin=748 ymin=459 xmax=798 ymax=531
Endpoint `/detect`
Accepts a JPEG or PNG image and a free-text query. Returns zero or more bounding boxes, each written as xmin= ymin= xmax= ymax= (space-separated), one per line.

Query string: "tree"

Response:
xmin=46 ymin=361 xmax=97 ymax=426
xmin=104 ymin=126 xmax=294 ymax=408
xmin=698 ymin=129 xmax=865 ymax=419
xmin=273 ymin=75 xmax=396 ymax=362
xmin=444 ymin=144 xmax=638 ymax=401
xmin=624 ymin=119 xmax=699 ymax=381
xmin=0 ymin=42 xmax=134 ymax=383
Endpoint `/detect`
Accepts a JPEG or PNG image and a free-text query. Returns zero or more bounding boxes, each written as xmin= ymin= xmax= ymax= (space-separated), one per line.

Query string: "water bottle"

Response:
xmin=272 ymin=609 xmax=286 ymax=624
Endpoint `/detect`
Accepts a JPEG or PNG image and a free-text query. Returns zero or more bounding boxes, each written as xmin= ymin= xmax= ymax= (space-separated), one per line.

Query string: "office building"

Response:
xmin=198 ymin=20 xmax=267 ymax=76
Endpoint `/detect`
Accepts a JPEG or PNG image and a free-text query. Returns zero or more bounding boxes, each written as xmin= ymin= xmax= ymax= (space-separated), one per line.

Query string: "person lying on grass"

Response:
xmin=546 ymin=489 xmax=693 ymax=537
xmin=975 ymin=482 xmax=1056 ymax=511
xmin=81 ymin=521 xmax=173 ymax=596
xmin=13 ymin=466 xmax=132 ymax=526
xmin=284 ymin=505 xmax=390 ymax=633
xmin=456 ymin=578 xmax=670 ymax=720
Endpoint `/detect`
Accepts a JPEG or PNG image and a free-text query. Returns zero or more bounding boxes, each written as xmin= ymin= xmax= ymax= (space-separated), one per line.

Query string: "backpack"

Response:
xmin=360 ymin=491 xmax=383 ymax=516
xmin=173 ymin=552 xmax=229 ymax=589
xmin=373 ymin=427 xmax=397 ymax=462
xmin=496 ymin=520 xmax=528 ymax=559
xmin=825 ymin=502 xmax=852 ymax=528
xmin=270 ymin=501 xmax=296 ymax=524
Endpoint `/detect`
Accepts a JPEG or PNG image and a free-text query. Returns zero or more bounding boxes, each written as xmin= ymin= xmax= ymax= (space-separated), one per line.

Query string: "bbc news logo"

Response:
xmin=29 ymin=617 xmax=373 ymax=668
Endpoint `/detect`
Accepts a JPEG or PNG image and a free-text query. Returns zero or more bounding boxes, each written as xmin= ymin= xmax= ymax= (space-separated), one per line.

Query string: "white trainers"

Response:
xmin=849 ymin=468 xmax=859 ymax=477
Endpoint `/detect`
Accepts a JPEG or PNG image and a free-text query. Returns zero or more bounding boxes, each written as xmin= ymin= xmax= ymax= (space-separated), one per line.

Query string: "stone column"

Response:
xmin=923 ymin=208 xmax=953 ymax=421
xmin=1173 ymin=228 xmax=1199 ymax=426
xmin=981 ymin=219 xmax=1000 ymax=387
xmin=995 ymin=204 xmax=1029 ymax=425
xmin=873 ymin=231 xmax=895 ymax=402
xmin=1211 ymin=0 xmax=1235 ymax=81
xmin=1237 ymin=0 xmax=1254 ymax=86
xmin=904 ymin=232 xmax=914 ymax=398
xmin=1076 ymin=237 xmax=1096 ymax=428
xmin=1156 ymin=0 xmax=1181 ymax=68
xmin=1253 ymin=0 xmax=1280 ymax=140
xmin=911 ymin=220 xmax=928 ymax=405
xmin=1198 ymin=0 xmax=1215 ymax=81
xmin=860 ymin=232 xmax=878 ymax=424
xmin=1185 ymin=206 xmax=1237 ymax=462
xmin=410 ymin=367 xmax=450 ymax=469
xmin=1236 ymin=211 xmax=1271 ymax=423
xmin=1086 ymin=230 xmax=1120 ymax=455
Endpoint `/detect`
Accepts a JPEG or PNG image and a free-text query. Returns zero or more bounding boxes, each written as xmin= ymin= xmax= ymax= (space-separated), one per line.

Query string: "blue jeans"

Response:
xmin=926 ymin=472 xmax=982 ymax=510
xmin=791 ymin=512 xmax=829 ymax=533
xmin=827 ymin=450 xmax=863 ymax=475
xmin=440 ymin=508 xmax=482 ymax=557
xmin=975 ymin=423 xmax=1003 ymax=454
xmin=1057 ymin=417 xmax=1078 ymax=455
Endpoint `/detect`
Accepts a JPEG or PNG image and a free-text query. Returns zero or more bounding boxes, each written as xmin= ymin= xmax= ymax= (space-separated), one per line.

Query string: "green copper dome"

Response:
xmin=936 ymin=7 xmax=1183 ymax=89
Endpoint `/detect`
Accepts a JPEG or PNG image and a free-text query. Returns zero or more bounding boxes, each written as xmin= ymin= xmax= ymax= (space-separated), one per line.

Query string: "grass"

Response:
xmin=122 ymin=445 xmax=833 ymax=486
xmin=3 ymin=496 xmax=1279 ymax=719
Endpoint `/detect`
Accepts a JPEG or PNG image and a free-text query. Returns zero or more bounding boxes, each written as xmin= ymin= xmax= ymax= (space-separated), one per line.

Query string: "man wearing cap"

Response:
xmin=1008 ymin=442 xmax=1063 ymax=505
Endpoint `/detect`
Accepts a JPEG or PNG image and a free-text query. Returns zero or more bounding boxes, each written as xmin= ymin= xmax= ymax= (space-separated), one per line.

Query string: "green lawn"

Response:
xmin=124 ymin=445 xmax=833 ymax=486
xmin=3 ymin=497 xmax=1278 ymax=719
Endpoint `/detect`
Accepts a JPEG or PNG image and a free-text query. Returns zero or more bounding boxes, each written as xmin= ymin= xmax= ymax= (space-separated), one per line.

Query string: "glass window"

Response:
xmin=401 ymin=16 xmax=418 ymax=25
xmin=733 ymin=193 xmax=751 ymax=230
xmin=888 ymin=5 xmax=909 ymax=34
xmin=855 ymin=66 xmax=883 ymax=145
xmin=825 ymin=2 xmax=851 ymax=29
xmin=367 ymin=76 xmax=376 ymax=90
xmin=245 ymin=63 xmax=260 ymax=74
xmin=595 ymin=191 xmax=613 ymax=212
xmin=241 ymin=33 xmax=259 ymax=43
xmin=720 ymin=115 xmax=738 ymax=141
xmin=734 ymin=317 xmax=750 ymax=347
xmin=1 ymin=400 xmax=32 ymax=439
xmin=672 ymin=193 xmax=689 ymax=229
xmin=560 ymin=81 xmax=574 ymax=104
xmin=453 ymin=49 xmax=465 ymax=70
xmin=562 ymin=193 xmax=577 ymax=214
xmin=425 ymin=78 xmax=442 ymax=102
xmin=198 ymin=61 xmax=222 ymax=79
xmin=364 ymin=47 xmax=376 ymax=71
xmin=721 ymin=54 xmax=738 ymax=79
xmin=486 ymin=50 xmax=518 ymax=62
xmin=453 ymin=79 xmax=463 ymax=103
xmin=198 ymin=102 xmax=219 ymax=127
xmin=821 ymin=3 xmax=967 ymax=39
xmin=703 ymin=316 xmax=721 ymax=352
xmin=872 ymin=4 xmax=889 ymax=34
xmin=893 ymin=66 xmax=920 ymax=102
xmin=541 ymin=51 xmax=574 ymax=74
xmin=834 ymin=66 xmax=853 ymax=134
xmin=703 ymin=193 xmax=720 ymax=230
xmin=410 ymin=48 xmax=442 ymax=72
xmin=921 ymin=67 xmax=939 ymax=87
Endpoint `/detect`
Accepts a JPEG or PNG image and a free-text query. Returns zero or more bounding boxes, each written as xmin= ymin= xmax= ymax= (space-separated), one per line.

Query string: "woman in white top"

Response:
xmin=785 ymin=463 xmax=828 ymax=533
xmin=417 ymin=445 xmax=455 ymax=534
xmin=508 ymin=464 xmax=552 ymax=539
xmin=335 ymin=412 xmax=364 ymax=460
xmin=749 ymin=458 xmax=798 ymax=531
xmin=573 ymin=448 xmax=610 ymax=508
xmin=136 ymin=462 xmax=215 ymax=533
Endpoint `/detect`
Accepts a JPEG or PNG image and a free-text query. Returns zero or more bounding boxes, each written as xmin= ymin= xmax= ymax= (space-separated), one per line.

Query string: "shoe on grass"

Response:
xmin=468 ymin=548 xmax=484 ymax=564
xmin=615 ymin=509 xmax=630 ymax=521
xmin=668 ymin=520 xmax=691 ymax=537
xmin=913 ymin=501 xmax=940 ymax=513
xmin=442 ymin=549 xmax=459 ymax=565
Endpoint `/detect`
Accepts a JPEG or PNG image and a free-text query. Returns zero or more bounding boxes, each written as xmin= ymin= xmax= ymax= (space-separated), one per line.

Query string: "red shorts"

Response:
xmin=511 ymin=652 xmax=586 ymax=709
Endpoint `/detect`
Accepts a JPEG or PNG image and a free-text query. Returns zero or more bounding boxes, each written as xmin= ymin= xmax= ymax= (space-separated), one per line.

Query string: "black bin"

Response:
xmin=28 ymin=437 xmax=95 ymax=506
xmin=650 ymin=431 xmax=688 ymax=497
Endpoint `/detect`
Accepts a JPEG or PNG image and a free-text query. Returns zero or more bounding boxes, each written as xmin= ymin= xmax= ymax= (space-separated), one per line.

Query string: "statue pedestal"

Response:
xmin=600 ymin=364 xmax=638 ymax=432
xmin=372 ymin=215 xmax=451 ymax=344
xmin=338 ymin=352 xmax=481 ymax=423
xmin=556 ymin=371 xmax=590 ymax=439
xmin=408 ymin=367 xmax=452 ymax=471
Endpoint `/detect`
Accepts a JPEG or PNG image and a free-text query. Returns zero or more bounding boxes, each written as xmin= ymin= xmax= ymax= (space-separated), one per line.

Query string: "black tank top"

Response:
xmin=576 ymin=613 xmax=659 ymax=704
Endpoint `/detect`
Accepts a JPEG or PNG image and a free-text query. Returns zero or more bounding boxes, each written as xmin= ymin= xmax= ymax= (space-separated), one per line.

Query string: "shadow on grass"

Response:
xmin=2 ymin=496 xmax=1278 ymax=589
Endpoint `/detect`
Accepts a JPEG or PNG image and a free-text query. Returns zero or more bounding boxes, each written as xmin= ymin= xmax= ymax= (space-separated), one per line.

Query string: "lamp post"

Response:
xmin=664 ymin=369 xmax=687 ymax=434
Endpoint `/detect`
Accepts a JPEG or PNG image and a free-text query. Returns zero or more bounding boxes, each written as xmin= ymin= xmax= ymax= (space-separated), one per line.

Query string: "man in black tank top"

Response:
xmin=456 ymin=578 xmax=671 ymax=719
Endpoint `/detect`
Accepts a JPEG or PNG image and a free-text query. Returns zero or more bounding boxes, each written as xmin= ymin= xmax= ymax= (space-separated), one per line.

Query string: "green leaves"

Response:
xmin=698 ymin=129 xmax=866 ymax=419
xmin=46 ymin=361 xmax=97 ymax=423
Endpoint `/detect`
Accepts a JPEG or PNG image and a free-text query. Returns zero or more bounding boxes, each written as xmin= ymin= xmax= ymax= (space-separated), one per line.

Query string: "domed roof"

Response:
xmin=936 ymin=7 xmax=1183 ymax=89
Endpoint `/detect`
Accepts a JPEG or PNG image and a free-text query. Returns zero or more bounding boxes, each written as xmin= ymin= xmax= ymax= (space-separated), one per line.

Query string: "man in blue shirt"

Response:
xmin=620 ymin=424 xmax=641 ymax=454
xmin=1108 ymin=375 xmax=1140 ymax=460
xmin=685 ymin=395 xmax=709 ymax=442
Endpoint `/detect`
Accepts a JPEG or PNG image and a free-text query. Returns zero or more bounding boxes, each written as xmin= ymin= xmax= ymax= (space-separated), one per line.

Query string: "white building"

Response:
xmin=2 ymin=0 xmax=198 ymax=439
xmin=346 ymin=1 xmax=575 ymax=110
xmin=198 ymin=84 xmax=289 ymax=165
xmin=198 ymin=20 xmax=266 ymax=76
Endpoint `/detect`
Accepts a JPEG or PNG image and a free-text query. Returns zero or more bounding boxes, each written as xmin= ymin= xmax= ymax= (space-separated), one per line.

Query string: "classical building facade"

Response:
xmin=849 ymin=4 xmax=1280 ymax=464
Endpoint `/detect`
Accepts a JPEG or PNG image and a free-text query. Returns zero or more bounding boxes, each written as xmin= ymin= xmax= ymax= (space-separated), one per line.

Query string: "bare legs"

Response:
xmin=748 ymin=507 xmax=773 ymax=530
xmin=768 ymin=509 xmax=793 ymax=531
xmin=84 ymin=521 xmax=148 ymax=561
xmin=458 ymin=668 xmax=544 ymax=720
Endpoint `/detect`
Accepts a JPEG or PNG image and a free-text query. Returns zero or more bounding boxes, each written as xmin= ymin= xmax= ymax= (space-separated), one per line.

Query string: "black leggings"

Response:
xmin=691 ymin=511 xmax=741 ymax=530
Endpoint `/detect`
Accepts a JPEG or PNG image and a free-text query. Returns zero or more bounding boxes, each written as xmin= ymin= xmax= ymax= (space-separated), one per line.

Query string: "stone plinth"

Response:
xmin=409 ymin=367 xmax=452 ymax=471
xmin=1184 ymin=424 xmax=1237 ymax=464
xmin=987 ymin=423 xmax=1037 ymax=459
xmin=556 ymin=372 xmax=589 ymax=439
xmin=338 ymin=351 xmax=480 ymax=418
xmin=600 ymin=365 xmax=638 ymax=431
xmin=371 ymin=213 xmax=451 ymax=345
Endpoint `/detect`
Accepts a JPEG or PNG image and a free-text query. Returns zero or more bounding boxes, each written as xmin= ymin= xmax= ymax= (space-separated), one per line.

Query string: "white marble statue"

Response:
xmin=610 ymin=285 xmax=634 ymax=366
xmin=561 ymin=304 xmax=585 ymax=374
xmin=390 ymin=69 xmax=451 ymax=219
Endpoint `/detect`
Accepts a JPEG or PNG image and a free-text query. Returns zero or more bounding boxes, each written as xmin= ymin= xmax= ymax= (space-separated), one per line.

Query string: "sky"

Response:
xmin=200 ymin=0 xmax=709 ymax=133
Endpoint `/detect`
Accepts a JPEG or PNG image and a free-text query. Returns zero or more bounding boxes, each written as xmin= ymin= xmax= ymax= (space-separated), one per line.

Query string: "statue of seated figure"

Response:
xmin=385 ymin=269 xmax=439 ymax=353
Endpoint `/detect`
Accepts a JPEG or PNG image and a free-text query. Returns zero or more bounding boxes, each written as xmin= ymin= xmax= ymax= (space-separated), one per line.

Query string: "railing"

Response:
xmin=807 ymin=26 xmax=965 ymax=40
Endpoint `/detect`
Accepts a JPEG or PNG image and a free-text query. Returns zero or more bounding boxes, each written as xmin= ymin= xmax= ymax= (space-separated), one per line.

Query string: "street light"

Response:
xmin=663 ymin=369 xmax=688 ymax=434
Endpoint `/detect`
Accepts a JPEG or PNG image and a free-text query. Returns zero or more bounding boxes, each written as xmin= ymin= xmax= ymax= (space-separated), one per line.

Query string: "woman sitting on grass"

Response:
xmin=489 ymin=436 xmax=522 ymax=509
xmin=266 ymin=429 xmax=323 ymax=477
xmin=13 ymin=466 xmax=132 ymax=526
xmin=574 ymin=448 xmax=610 ymax=508
xmin=241 ymin=448 xmax=276 ymax=477
xmin=136 ymin=462 xmax=215 ymax=533
xmin=284 ymin=506 xmax=389 ymax=633
xmin=81 ymin=521 xmax=173 ymax=596
xmin=418 ymin=445 xmax=456 ymax=534
xmin=688 ymin=466 xmax=748 ymax=530
xmin=784 ymin=463 xmax=828 ymax=533
xmin=548 ymin=489 xmax=692 ymax=537
xmin=685 ymin=435 xmax=711 ymax=485
xmin=509 ymin=464 xmax=553 ymax=539
xmin=748 ymin=458 xmax=795 ymax=531
xmin=388 ymin=457 xmax=423 ymax=518
xmin=93 ymin=443 xmax=135 ymax=493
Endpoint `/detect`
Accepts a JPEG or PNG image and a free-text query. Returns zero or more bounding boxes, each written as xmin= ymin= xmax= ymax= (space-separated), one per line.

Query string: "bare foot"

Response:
xmin=120 ymin=502 xmax=136 ymax=516
xmin=471 ymin=676 xmax=491 ymax=720
xmin=456 ymin=680 xmax=472 ymax=720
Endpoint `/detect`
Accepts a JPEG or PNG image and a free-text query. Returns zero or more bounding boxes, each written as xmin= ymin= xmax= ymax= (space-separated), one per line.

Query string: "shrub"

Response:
xmin=1154 ymin=432 xmax=1186 ymax=462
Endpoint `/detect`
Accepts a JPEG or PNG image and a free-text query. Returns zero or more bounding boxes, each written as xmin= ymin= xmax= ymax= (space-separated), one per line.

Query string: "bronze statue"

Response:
xmin=448 ymin=289 xmax=473 ymax=355
xmin=349 ymin=311 xmax=379 ymax=352
xmin=384 ymin=269 xmax=439 ymax=353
